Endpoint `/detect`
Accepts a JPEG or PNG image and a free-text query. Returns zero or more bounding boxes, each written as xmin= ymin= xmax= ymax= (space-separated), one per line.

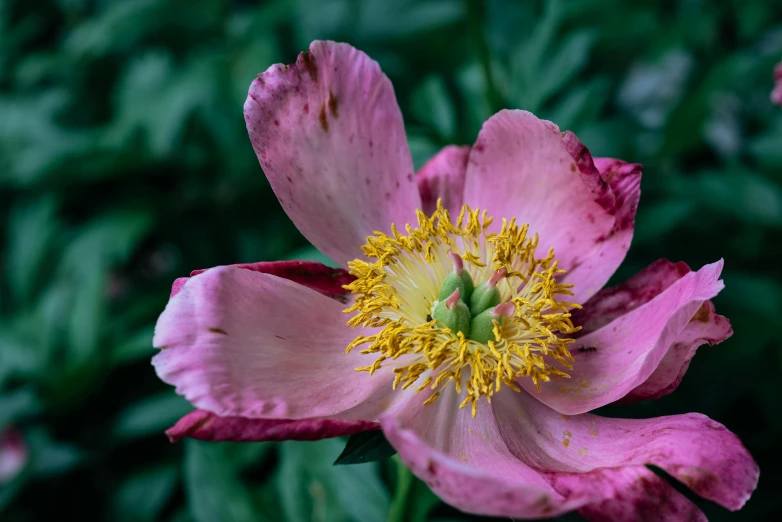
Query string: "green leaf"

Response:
xmin=5 ymin=196 xmax=58 ymax=305
xmin=184 ymin=440 xmax=268 ymax=522
xmin=408 ymin=477 xmax=441 ymax=522
xmin=112 ymin=465 xmax=178 ymax=522
xmin=0 ymin=389 xmax=39 ymax=430
xmin=57 ymin=208 xmax=154 ymax=369
xmin=26 ymin=429 xmax=83 ymax=476
xmin=411 ymin=75 xmax=456 ymax=140
xmin=689 ymin=170 xmax=782 ymax=227
xmin=532 ymin=30 xmax=595 ymax=109
xmin=634 ymin=200 xmax=696 ymax=246
xmin=387 ymin=456 xmax=413 ymax=522
xmin=278 ymin=438 xmax=390 ymax=522
xmin=110 ymin=326 xmax=155 ymax=367
xmin=113 ymin=392 xmax=192 ymax=440
xmin=333 ymin=430 xmax=397 ymax=465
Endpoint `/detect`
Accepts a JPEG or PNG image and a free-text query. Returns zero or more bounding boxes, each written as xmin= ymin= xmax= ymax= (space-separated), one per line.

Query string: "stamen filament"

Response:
xmin=344 ymin=200 xmax=579 ymax=416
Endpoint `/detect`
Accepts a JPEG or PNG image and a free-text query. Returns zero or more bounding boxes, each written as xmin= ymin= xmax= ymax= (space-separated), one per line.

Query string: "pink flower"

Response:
xmin=772 ymin=60 xmax=782 ymax=106
xmin=153 ymin=41 xmax=758 ymax=520
xmin=0 ymin=428 xmax=27 ymax=485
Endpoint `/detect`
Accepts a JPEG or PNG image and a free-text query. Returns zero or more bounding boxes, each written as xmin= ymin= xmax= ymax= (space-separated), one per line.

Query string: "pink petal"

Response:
xmin=162 ymin=261 xmax=374 ymax=442
xmin=170 ymin=277 xmax=189 ymax=298
xmin=619 ymin=300 xmax=732 ymax=403
xmin=381 ymin=388 xmax=590 ymax=519
xmin=153 ymin=265 xmax=395 ymax=420
xmin=573 ymin=467 xmax=707 ymax=522
xmin=772 ymin=85 xmax=782 ymax=106
xmin=244 ymin=41 xmax=420 ymax=267
xmin=573 ymin=259 xmax=732 ymax=404
xmin=523 ymin=260 xmax=726 ymax=414
xmin=416 ymin=145 xmax=470 ymax=216
xmin=0 ymin=428 xmax=27 ymax=484
xmin=562 ymin=155 xmax=642 ymax=304
xmin=463 ymin=111 xmax=639 ymax=304
xmin=772 ymin=60 xmax=782 ymax=106
xmin=382 ymin=384 xmax=756 ymax=518
xmin=573 ymin=258 xmax=691 ymax=335
xmin=166 ymin=409 xmax=378 ymax=443
xmin=493 ymin=391 xmax=759 ymax=512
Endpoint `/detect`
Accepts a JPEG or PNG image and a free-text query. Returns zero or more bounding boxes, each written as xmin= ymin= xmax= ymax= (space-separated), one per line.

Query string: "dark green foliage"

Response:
xmin=333 ymin=431 xmax=398 ymax=465
xmin=0 ymin=0 xmax=780 ymax=520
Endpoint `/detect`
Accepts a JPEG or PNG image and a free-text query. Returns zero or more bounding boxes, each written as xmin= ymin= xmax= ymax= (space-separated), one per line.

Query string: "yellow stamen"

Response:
xmin=343 ymin=200 xmax=580 ymax=416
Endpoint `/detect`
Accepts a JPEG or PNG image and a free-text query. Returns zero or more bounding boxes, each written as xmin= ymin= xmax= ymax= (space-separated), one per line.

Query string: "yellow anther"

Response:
xmin=343 ymin=200 xmax=578 ymax=416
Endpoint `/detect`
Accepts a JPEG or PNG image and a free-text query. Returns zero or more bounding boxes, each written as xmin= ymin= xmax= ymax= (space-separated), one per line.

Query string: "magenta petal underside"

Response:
xmin=521 ymin=260 xmax=725 ymax=414
xmin=573 ymin=259 xmax=692 ymax=335
xmin=619 ymin=299 xmax=732 ymax=403
xmin=170 ymin=261 xmax=353 ymax=301
xmin=166 ymin=409 xmax=378 ymax=443
xmin=573 ymin=258 xmax=732 ymax=404
xmin=416 ymin=145 xmax=470 ymax=217
xmin=244 ymin=40 xmax=421 ymax=267
xmin=188 ymin=260 xmax=354 ymax=300
xmin=152 ymin=265 xmax=396 ymax=420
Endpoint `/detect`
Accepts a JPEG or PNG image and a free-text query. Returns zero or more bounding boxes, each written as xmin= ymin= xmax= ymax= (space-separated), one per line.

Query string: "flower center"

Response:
xmin=343 ymin=201 xmax=580 ymax=416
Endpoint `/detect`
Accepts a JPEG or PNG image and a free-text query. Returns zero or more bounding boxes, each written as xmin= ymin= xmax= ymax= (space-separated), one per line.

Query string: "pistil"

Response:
xmin=344 ymin=200 xmax=580 ymax=415
xmin=432 ymin=288 xmax=471 ymax=337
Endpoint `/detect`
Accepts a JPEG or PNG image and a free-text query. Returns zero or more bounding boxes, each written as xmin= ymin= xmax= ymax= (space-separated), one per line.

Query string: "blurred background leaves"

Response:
xmin=1 ymin=0 xmax=781 ymax=520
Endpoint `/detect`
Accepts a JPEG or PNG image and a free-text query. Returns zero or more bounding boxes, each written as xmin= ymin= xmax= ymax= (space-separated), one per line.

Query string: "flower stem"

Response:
xmin=387 ymin=456 xmax=413 ymax=522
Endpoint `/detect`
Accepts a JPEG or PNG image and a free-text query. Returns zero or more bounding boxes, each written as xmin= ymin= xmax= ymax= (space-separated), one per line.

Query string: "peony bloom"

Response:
xmin=154 ymin=41 xmax=758 ymax=520
xmin=772 ymin=60 xmax=782 ymax=106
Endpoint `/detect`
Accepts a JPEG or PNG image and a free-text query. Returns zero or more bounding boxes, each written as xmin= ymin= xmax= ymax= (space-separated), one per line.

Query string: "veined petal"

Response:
xmin=463 ymin=111 xmax=627 ymax=303
xmin=416 ymin=145 xmax=470 ymax=216
xmin=245 ymin=40 xmax=420 ymax=267
xmin=573 ymin=259 xmax=691 ymax=335
xmin=619 ymin=300 xmax=732 ymax=403
xmin=382 ymin=382 xmax=756 ymax=520
xmin=493 ymin=391 xmax=759 ymax=513
xmin=573 ymin=259 xmax=732 ymax=403
xmin=166 ymin=409 xmax=378 ymax=443
xmin=523 ymin=260 xmax=726 ymax=414
xmin=153 ymin=265 xmax=395 ymax=420
xmin=380 ymin=388 xmax=589 ymax=519
xmin=162 ymin=261 xmax=377 ymax=443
